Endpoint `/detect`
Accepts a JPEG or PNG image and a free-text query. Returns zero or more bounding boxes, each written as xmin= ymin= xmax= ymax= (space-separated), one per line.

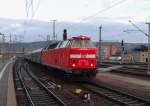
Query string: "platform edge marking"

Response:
xmin=0 ymin=62 xmax=11 ymax=80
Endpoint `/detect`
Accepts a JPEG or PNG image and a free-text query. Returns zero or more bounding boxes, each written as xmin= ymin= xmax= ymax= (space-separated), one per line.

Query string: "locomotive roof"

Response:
xmin=47 ymin=40 xmax=60 ymax=45
xmin=26 ymin=36 xmax=91 ymax=54
xmin=26 ymin=41 xmax=60 ymax=54
xmin=27 ymin=48 xmax=43 ymax=54
xmin=72 ymin=35 xmax=90 ymax=40
xmin=44 ymin=40 xmax=60 ymax=49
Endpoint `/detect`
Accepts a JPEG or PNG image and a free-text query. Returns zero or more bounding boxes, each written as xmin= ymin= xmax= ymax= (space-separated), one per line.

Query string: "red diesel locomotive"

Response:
xmin=25 ymin=35 xmax=97 ymax=77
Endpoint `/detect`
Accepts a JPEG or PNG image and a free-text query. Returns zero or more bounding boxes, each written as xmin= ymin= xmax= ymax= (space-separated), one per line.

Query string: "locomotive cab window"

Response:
xmin=71 ymin=39 xmax=94 ymax=48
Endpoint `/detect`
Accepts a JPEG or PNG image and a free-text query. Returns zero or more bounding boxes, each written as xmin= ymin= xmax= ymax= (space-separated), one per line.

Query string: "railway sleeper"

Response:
xmin=113 ymin=96 xmax=127 ymax=100
xmin=131 ymin=103 xmax=145 ymax=106
xmin=118 ymin=98 xmax=133 ymax=102
xmin=126 ymin=100 xmax=142 ymax=104
xmin=107 ymin=95 xmax=120 ymax=98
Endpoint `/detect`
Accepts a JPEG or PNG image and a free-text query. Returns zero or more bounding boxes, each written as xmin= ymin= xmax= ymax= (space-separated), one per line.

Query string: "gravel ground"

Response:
xmin=95 ymin=72 xmax=150 ymax=100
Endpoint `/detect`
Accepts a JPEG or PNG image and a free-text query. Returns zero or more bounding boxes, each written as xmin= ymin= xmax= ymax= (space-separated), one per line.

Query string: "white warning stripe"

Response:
xmin=86 ymin=54 xmax=96 ymax=58
xmin=0 ymin=62 xmax=11 ymax=80
xmin=70 ymin=54 xmax=81 ymax=58
xmin=70 ymin=54 xmax=96 ymax=58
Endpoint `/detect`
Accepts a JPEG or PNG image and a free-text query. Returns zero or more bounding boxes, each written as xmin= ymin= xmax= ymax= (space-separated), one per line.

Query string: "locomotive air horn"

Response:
xmin=63 ymin=29 xmax=67 ymax=40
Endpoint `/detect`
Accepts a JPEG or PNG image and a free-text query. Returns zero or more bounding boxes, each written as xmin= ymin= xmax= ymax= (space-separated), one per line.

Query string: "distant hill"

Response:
xmin=0 ymin=41 xmax=50 ymax=53
xmin=0 ymin=41 xmax=148 ymax=54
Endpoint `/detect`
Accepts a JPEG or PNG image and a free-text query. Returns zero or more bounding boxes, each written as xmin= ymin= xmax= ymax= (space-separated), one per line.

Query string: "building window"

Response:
xmin=146 ymin=58 xmax=148 ymax=63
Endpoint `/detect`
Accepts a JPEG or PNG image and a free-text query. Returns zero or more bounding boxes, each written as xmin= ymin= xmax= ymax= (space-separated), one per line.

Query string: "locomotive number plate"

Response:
xmin=79 ymin=60 xmax=88 ymax=66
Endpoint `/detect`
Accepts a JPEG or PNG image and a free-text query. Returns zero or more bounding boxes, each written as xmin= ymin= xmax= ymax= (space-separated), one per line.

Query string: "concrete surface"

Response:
xmin=97 ymin=65 xmax=122 ymax=72
xmin=0 ymin=60 xmax=16 ymax=106
xmin=7 ymin=62 xmax=17 ymax=106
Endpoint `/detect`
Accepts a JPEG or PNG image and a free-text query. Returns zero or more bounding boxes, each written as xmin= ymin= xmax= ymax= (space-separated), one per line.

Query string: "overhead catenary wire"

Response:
xmin=128 ymin=20 xmax=150 ymax=73
xmin=23 ymin=0 xmax=33 ymax=36
xmin=23 ymin=0 xmax=41 ymax=40
xmin=128 ymin=20 xmax=149 ymax=36
xmin=32 ymin=0 xmax=40 ymax=18
xmin=66 ymin=0 xmax=127 ymax=30
xmin=82 ymin=0 xmax=127 ymax=21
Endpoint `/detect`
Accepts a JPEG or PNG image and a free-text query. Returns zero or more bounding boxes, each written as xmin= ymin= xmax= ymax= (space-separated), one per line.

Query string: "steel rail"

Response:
xmin=111 ymin=69 xmax=150 ymax=78
xmin=25 ymin=66 xmax=67 ymax=106
xmin=17 ymin=67 xmax=35 ymax=106
xmin=81 ymin=82 xmax=150 ymax=106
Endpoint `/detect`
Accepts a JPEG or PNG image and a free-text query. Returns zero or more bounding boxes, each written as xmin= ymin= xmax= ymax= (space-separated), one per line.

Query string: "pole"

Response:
xmin=121 ymin=40 xmax=124 ymax=64
xmin=146 ymin=23 xmax=150 ymax=73
xmin=52 ymin=20 xmax=56 ymax=40
xmin=2 ymin=34 xmax=5 ymax=62
xmin=9 ymin=34 xmax=12 ymax=58
xmin=99 ymin=25 xmax=102 ymax=64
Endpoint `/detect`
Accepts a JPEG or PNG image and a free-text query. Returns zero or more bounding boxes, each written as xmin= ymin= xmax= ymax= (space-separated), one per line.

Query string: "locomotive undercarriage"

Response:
xmin=47 ymin=66 xmax=97 ymax=81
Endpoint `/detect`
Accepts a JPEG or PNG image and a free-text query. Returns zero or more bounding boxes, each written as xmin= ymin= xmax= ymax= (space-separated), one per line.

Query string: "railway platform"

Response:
xmin=0 ymin=60 xmax=16 ymax=106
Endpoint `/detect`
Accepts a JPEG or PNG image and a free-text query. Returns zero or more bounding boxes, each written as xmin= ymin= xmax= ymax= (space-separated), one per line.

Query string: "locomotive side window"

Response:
xmin=71 ymin=40 xmax=94 ymax=48
xmin=59 ymin=40 xmax=69 ymax=48
xmin=56 ymin=41 xmax=63 ymax=48
xmin=82 ymin=40 xmax=94 ymax=47
xmin=66 ymin=40 xmax=72 ymax=47
xmin=47 ymin=42 xmax=59 ymax=49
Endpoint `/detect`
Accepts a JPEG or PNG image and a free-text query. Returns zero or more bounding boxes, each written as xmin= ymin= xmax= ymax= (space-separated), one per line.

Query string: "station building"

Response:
xmin=124 ymin=51 xmax=149 ymax=63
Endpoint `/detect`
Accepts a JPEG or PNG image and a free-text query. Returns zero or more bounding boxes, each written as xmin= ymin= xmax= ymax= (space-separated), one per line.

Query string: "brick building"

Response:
xmin=95 ymin=42 xmax=119 ymax=61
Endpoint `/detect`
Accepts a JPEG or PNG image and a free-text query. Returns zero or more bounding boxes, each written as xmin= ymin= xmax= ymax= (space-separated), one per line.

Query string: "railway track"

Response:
xmin=111 ymin=70 xmax=150 ymax=78
xmin=111 ymin=67 xmax=150 ymax=78
xmin=81 ymin=82 xmax=150 ymax=106
xmin=14 ymin=61 xmax=66 ymax=106
xmin=118 ymin=67 xmax=148 ymax=72
xmin=14 ymin=59 xmax=150 ymax=106
xmin=14 ymin=61 xmax=30 ymax=106
xmin=27 ymin=61 xmax=124 ymax=106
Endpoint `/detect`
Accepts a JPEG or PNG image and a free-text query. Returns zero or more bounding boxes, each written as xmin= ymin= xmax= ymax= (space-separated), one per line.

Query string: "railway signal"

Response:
xmin=121 ymin=40 xmax=125 ymax=64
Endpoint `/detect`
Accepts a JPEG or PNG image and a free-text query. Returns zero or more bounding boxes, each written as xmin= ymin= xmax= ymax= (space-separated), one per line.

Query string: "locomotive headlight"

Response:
xmin=72 ymin=63 xmax=76 ymax=67
xmin=90 ymin=63 xmax=93 ymax=67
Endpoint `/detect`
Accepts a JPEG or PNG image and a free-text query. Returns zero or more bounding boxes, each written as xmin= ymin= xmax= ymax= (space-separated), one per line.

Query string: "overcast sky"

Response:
xmin=0 ymin=0 xmax=150 ymax=22
xmin=0 ymin=0 xmax=150 ymax=43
